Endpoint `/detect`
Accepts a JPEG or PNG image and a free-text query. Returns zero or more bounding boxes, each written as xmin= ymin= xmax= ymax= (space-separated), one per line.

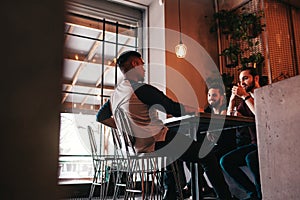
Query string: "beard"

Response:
xmin=244 ymin=80 xmax=255 ymax=92
xmin=138 ymin=76 xmax=145 ymax=82
xmin=209 ymin=99 xmax=221 ymax=108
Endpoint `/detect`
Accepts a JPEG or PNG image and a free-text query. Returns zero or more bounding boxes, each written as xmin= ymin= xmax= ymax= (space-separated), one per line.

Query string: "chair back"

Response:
xmin=114 ymin=106 xmax=137 ymax=155
xmin=87 ymin=126 xmax=99 ymax=161
xmin=111 ymin=128 xmax=122 ymax=150
xmin=111 ymin=128 xmax=127 ymax=159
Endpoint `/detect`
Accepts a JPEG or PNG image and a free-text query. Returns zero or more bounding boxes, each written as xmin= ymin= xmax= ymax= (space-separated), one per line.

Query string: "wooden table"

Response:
xmin=164 ymin=112 xmax=255 ymax=199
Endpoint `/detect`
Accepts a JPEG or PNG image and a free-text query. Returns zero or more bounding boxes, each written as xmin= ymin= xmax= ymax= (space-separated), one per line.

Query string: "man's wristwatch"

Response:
xmin=242 ymin=94 xmax=251 ymax=101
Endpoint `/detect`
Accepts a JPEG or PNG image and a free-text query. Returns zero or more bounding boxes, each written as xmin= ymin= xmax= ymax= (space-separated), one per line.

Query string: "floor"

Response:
xmin=60 ymin=167 xmax=255 ymax=200
xmin=62 ymin=197 xmax=217 ymax=200
xmin=61 ymin=194 xmax=219 ymax=200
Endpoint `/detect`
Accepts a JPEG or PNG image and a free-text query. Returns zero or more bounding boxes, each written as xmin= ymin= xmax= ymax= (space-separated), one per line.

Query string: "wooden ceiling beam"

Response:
xmin=62 ymin=80 xmax=115 ymax=90
xmin=65 ymin=14 xmax=136 ymax=37
xmin=64 ymin=51 xmax=116 ymax=66
xmin=61 ymin=101 xmax=101 ymax=114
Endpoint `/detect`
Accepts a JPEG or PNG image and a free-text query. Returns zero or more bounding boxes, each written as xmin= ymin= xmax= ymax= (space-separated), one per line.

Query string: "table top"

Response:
xmin=164 ymin=112 xmax=255 ymax=133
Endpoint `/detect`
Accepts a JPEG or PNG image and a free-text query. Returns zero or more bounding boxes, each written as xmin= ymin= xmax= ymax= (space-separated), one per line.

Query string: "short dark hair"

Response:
xmin=240 ymin=67 xmax=258 ymax=77
xmin=116 ymin=51 xmax=141 ymax=68
xmin=207 ymin=83 xmax=225 ymax=96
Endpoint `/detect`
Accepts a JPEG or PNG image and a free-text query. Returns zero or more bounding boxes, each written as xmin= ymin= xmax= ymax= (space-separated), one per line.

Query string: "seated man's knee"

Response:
xmin=245 ymin=151 xmax=257 ymax=166
xmin=219 ymin=154 xmax=233 ymax=171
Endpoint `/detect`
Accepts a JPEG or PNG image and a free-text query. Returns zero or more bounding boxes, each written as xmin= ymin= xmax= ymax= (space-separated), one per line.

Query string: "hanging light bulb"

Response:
xmin=175 ymin=41 xmax=187 ymax=58
xmin=175 ymin=0 xmax=187 ymax=58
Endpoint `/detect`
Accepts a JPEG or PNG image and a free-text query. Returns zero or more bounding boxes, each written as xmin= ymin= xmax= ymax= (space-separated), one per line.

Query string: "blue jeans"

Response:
xmin=220 ymin=144 xmax=261 ymax=199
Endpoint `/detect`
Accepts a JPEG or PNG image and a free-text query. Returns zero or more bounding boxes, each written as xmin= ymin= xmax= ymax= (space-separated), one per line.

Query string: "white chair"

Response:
xmin=113 ymin=106 xmax=184 ymax=200
xmin=110 ymin=128 xmax=130 ymax=199
xmin=87 ymin=126 xmax=117 ymax=200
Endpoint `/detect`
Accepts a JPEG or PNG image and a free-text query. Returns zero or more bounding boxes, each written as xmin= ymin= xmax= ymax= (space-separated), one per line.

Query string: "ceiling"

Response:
xmin=62 ymin=10 xmax=138 ymax=114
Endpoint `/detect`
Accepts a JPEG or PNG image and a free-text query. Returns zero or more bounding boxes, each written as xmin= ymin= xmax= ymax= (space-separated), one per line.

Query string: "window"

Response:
xmin=59 ymin=0 xmax=145 ymax=184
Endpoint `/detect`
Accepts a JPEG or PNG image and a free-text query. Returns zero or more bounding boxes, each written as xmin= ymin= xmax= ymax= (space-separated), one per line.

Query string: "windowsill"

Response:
xmin=59 ymin=178 xmax=92 ymax=185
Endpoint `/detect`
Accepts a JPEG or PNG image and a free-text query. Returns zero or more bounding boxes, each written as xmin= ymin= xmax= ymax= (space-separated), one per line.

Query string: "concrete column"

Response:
xmin=255 ymin=75 xmax=300 ymax=200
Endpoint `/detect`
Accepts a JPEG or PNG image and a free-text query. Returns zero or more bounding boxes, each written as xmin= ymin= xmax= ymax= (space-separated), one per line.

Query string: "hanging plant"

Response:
xmin=242 ymin=11 xmax=265 ymax=39
xmin=241 ymin=52 xmax=264 ymax=68
xmin=220 ymin=43 xmax=242 ymax=68
xmin=210 ymin=9 xmax=265 ymax=40
xmin=210 ymin=8 xmax=266 ymax=70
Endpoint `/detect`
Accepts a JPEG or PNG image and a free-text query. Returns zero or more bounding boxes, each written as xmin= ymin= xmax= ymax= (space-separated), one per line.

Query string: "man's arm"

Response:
xmin=96 ymin=100 xmax=117 ymax=129
xmin=227 ymin=93 xmax=240 ymax=116
xmin=100 ymin=118 xmax=117 ymax=129
xmin=243 ymin=94 xmax=255 ymax=115
xmin=131 ymin=82 xmax=198 ymax=116
xmin=231 ymin=85 xmax=255 ymax=115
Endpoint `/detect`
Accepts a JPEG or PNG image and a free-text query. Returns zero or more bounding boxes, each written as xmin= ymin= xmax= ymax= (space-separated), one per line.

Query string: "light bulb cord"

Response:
xmin=178 ymin=0 xmax=182 ymax=43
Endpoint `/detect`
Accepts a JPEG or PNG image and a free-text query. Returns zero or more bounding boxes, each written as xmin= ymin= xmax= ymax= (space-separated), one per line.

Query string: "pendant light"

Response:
xmin=175 ymin=0 xmax=187 ymax=58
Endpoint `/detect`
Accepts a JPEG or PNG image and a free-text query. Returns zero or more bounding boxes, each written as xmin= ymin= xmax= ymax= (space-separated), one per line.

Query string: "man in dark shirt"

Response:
xmin=97 ymin=51 xmax=235 ymax=200
xmin=205 ymin=84 xmax=236 ymax=160
xmin=183 ymin=83 xmax=237 ymax=198
xmin=220 ymin=67 xmax=262 ymax=200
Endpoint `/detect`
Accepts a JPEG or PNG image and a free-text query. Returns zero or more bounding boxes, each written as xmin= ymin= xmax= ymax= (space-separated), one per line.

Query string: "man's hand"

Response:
xmin=227 ymin=85 xmax=239 ymax=116
xmin=231 ymin=84 xmax=248 ymax=98
xmin=184 ymin=105 xmax=200 ymax=116
xmin=207 ymin=131 xmax=217 ymax=143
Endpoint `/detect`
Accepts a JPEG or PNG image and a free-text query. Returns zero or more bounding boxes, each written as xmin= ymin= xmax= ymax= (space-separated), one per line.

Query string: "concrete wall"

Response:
xmin=1 ymin=1 xmax=64 ymax=199
xmin=255 ymin=75 xmax=300 ymax=199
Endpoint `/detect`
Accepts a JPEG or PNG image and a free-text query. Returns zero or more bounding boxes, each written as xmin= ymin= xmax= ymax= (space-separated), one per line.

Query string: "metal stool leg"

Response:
xmin=171 ymin=161 xmax=184 ymax=200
